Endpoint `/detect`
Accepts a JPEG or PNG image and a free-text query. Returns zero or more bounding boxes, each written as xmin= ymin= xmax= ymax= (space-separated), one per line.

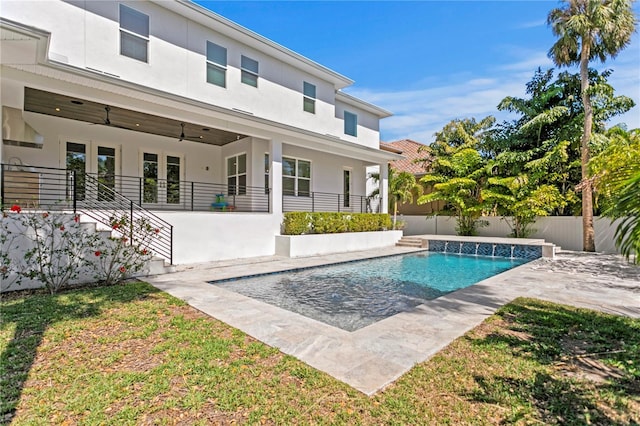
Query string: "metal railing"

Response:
xmin=283 ymin=191 xmax=369 ymax=213
xmin=1 ymin=164 xmax=173 ymax=264
xmin=82 ymin=173 xmax=270 ymax=213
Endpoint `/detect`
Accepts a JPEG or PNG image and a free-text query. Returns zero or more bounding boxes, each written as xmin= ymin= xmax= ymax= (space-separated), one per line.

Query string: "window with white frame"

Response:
xmin=119 ymin=4 xmax=149 ymax=62
xmin=303 ymin=82 xmax=316 ymax=114
xmin=206 ymin=42 xmax=227 ymax=88
xmin=241 ymin=55 xmax=259 ymax=87
xmin=283 ymin=157 xmax=311 ymax=197
xmin=227 ymin=153 xmax=247 ymax=195
xmin=344 ymin=111 xmax=357 ymax=136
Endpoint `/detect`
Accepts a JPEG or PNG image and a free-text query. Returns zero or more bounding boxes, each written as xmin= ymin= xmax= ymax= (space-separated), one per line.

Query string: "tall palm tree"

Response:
xmin=547 ymin=0 xmax=637 ymax=251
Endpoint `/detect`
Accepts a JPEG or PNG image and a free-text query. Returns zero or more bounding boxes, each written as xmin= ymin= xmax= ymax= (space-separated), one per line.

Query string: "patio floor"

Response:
xmin=145 ymin=248 xmax=640 ymax=395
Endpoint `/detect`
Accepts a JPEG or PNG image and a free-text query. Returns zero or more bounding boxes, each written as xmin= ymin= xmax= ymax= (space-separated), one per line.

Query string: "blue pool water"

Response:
xmin=213 ymin=252 xmax=527 ymax=331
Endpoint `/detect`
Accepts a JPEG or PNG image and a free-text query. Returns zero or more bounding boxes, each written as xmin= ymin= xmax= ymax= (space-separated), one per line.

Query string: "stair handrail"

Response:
xmin=75 ymin=171 xmax=173 ymax=264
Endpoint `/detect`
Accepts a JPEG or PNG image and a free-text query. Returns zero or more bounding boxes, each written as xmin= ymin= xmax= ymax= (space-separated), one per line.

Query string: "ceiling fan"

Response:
xmin=90 ymin=106 xmax=130 ymax=130
xmin=178 ymin=122 xmax=203 ymax=142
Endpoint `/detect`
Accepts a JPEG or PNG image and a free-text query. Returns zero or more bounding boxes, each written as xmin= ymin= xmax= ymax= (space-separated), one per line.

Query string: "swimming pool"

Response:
xmin=212 ymin=252 xmax=527 ymax=331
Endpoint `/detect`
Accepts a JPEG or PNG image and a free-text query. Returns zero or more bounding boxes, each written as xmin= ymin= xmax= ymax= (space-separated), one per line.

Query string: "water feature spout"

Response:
xmin=492 ymin=244 xmax=496 ymax=257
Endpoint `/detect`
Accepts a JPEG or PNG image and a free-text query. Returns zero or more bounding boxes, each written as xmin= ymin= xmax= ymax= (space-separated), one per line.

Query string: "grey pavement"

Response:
xmin=146 ymin=248 xmax=640 ymax=395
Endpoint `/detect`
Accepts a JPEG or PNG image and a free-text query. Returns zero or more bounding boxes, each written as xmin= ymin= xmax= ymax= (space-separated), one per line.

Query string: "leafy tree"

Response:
xmin=485 ymin=142 xmax=569 ymax=237
xmin=548 ymin=0 xmax=637 ymax=251
xmin=590 ymin=127 xmax=640 ymax=262
xmin=417 ymin=117 xmax=494 ymax=236
xmin=491 ymin=68 xmax=634 ymax=216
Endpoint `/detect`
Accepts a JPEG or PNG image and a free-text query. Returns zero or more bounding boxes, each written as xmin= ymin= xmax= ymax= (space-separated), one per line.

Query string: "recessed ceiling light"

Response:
xmin=55 ymin=107 xmax=61 ymax=111
xmin=199 ymin=135 xmax=204 ymax=139
xmin=70 ymin=100 xmax=84 ymax=105
xmin=135 ymin=123 xmax=140 ymax=127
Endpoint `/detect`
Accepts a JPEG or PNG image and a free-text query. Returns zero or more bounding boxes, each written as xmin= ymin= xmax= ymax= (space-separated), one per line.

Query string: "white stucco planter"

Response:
xmin=275 ymin=230 xmax=403 ymax=258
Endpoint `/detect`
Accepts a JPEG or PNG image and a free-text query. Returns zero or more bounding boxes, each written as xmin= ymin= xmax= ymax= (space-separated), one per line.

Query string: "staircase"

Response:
xmin=396 ymin=236 xmax=425 ymax=248
xmin=81 ymin=219 xmax=175 ymax=276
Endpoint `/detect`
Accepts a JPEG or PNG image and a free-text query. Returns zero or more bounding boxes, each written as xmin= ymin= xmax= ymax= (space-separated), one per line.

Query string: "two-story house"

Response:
xmin=0 ymin=0 xmax=399 ymax=264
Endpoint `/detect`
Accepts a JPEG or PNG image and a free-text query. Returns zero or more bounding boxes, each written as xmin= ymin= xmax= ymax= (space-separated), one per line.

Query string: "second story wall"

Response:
xmin=1 ymin=0 xmax=387 ymax=148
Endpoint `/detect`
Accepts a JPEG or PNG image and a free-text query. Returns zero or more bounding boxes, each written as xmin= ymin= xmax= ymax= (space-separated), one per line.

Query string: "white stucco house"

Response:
xmin=0 ymin=0 xmax=399 ymax=265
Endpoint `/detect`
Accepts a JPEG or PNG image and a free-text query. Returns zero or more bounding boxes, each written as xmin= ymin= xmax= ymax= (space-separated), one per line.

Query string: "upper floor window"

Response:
xmin=206 ymin=42 xmax=227 ymax=88
xmin=227 ymin=153 xmax=247 ymax=195
xmin=119 ymin=4 xmax=149 ymax=63
xmin=344 ymin=111 xmax=358 ymax=136
xmin=303 ymin=82 xmax=316 ymax=114
xmin=283 ymin=157 xmax=311 ymax=197
xmin=241 ymin=55 xmax=259 ymax=87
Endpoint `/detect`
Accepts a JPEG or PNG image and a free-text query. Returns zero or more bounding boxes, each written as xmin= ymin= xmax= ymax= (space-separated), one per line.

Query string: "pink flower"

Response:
xmin=154 ymin=228 xmax=160 ymax=234
xmin=121 ymin=237 xmax=128 ymax=243
xmin=112 ymin=223 xmax=120 ymax=230
xmin=74 ymin=215 xmax=80 ymax=223
xmin=10 ymin=205 xmax=21 ymax=213
xmin=141 ymin=249 xmax=148 ymax=255
xmin=59 ymin=225 xmax=65 ymax=231
xmin=94 ymin=251 xmax=101 ymax=257
xmin=42 ymin=212 xmax=49 ymax=219
xmin=119 ymin=266 xmax=126 ymax=273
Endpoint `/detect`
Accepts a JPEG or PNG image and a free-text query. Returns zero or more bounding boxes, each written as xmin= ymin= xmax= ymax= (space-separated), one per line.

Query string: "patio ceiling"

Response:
xmin=23 ymin=87 xmax=247 ymax=146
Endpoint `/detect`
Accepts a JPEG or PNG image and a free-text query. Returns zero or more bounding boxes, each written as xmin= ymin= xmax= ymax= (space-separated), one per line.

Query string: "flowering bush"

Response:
xmin=2 ymin=208 xmax=99 ymax=294
xmin=1 ymin=206 xmax=163 ymax=293
xmin=91 ymin=215 xmax=157 ymax=285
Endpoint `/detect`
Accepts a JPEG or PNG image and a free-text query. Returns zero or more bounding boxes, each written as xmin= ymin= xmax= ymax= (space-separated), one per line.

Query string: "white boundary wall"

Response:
xmin=403 ymin=215 xmax=624 ymax=253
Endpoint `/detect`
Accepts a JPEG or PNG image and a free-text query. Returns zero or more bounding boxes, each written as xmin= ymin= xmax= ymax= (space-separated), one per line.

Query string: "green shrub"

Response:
xmin=282 ymin=212 xmax=311 ymax=235
xmin=281 ymin=212 xmax=392 ymax=235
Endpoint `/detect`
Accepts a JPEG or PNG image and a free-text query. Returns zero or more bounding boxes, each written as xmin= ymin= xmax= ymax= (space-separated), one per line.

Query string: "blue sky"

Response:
xmin=196 ymin=1 xmax=640 ymax=144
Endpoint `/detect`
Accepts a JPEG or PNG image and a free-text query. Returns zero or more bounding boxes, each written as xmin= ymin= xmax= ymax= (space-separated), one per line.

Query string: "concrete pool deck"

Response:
xmin=146 ymin=248 xmax=640 ymax=395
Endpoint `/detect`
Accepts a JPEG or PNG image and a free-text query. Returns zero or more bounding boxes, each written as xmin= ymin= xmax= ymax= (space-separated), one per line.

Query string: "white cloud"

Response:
xmin=349 ymin=42 xmax=639 ymax=144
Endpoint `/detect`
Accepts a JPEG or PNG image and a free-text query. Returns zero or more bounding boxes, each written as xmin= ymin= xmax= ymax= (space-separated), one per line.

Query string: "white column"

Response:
xmin=379 ymin=163 xmax=389 ymax=214
xmin=269 ymin=139 xmax=283 ymax=214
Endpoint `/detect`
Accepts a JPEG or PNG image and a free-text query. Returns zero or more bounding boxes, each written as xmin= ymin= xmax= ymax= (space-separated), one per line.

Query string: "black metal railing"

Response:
xmin=80 ymin=173 xmax=174 ymax=264
xmin=1 ymin=164 xmax=173 ymax=264
xmin=283 ymin=191 xmax=368 ymax=213
xmin=83 ymin=173 xmax=270 ymax=213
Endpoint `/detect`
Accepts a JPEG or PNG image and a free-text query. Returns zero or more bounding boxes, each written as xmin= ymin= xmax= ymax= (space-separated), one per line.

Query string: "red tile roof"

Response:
xmin=380 ymin=139 xmax=430 ymax=175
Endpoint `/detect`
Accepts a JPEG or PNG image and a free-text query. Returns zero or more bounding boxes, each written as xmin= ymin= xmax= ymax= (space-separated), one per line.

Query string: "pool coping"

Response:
xmin=145 ymin=246 xmax=640 ymax=396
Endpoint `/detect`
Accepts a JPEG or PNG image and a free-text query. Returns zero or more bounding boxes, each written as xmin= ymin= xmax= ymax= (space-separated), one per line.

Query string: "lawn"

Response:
xmin=1 ymin=281 xmax=638 ymax=425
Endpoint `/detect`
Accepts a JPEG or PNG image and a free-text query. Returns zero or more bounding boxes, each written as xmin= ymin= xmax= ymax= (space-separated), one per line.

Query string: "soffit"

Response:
xmin=23 ymin=87 xmax=247 ymax=145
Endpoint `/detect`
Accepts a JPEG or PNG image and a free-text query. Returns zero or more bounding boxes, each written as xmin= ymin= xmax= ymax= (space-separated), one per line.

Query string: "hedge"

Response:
xmin=282 ymin=212 xmax=392 ymax=235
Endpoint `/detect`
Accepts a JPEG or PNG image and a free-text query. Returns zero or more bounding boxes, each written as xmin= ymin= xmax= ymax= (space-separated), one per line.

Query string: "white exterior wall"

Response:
xmin=403 ymin=215 xmax=626 ymax=254
xmin=155 ymin=212 xmax=281 ymax=264
xmin=0 ymin=0 xmax=383 ymax=148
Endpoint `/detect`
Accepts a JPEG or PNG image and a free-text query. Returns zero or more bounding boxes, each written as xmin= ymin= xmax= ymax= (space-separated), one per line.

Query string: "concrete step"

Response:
xmin=396 ymin=236 xmax=424 ymax=248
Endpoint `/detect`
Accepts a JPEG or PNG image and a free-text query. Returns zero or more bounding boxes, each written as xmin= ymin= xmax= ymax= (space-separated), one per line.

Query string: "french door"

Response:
xmin=141 ymin=151 xmax=183 ymax=208
xmin=65 ymin=141 xmax=120 ymax=202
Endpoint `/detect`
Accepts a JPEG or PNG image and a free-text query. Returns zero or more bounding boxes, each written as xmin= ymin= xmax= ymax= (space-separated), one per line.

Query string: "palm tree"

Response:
xmin=547 ymin=0 xmax=637 ymax=251
xmin=369 ymin=166 xmax=423 ymax=229
xmin=388 ymin=168 xmax=423 ymax=229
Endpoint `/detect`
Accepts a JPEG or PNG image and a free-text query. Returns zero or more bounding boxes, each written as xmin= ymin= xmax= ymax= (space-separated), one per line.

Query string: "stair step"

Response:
xmin=396 ymin=236 xmax=424 ymax=248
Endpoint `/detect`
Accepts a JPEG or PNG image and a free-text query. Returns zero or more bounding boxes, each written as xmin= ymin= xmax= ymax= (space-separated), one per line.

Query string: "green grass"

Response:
xmin=1 ymin=282 xmax=638 ymax=425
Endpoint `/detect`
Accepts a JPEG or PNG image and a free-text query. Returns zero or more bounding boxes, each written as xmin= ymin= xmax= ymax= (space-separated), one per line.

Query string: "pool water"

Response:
xmin=213 ymin=252 xmax=527 ymax=331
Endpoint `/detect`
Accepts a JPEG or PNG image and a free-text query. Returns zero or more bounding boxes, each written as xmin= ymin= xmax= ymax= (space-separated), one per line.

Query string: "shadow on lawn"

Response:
xmin=0 ymin=282 xmax=160 ymax=424
xmin=468 ymin=298 xmax=640 ymax=424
